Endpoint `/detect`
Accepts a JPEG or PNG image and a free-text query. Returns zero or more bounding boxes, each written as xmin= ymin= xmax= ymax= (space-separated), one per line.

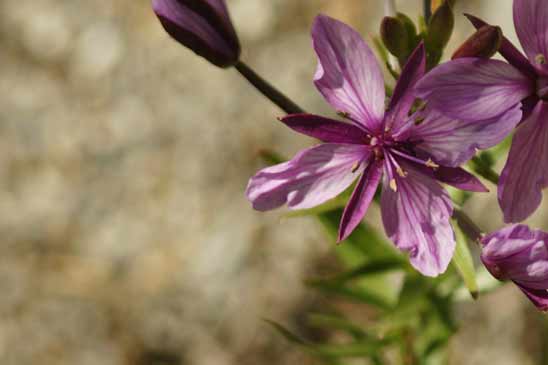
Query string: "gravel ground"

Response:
xmin=0 ymin=0 xmax=545 ymax=364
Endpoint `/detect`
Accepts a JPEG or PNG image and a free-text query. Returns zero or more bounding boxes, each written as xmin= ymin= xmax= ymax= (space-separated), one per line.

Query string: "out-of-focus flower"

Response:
xmin=246 ymin=15 xmax=498 ymax=277
xmin=481 ymin=224 xmax=548 ymax=311
xmin=152 ymin=0 xmax=240 ymax=67
xmin=416 ymin=0 xmax=548 ymax=223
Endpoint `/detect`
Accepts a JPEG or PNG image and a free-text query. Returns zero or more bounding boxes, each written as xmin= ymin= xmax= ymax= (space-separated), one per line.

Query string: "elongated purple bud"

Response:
xmin=452 ymin=25 xmax=502 ymax=60
xmin=481 ymin=225 xmax=548 ymax=311
xmin=152 ymin=0 xmax=241 ymax=68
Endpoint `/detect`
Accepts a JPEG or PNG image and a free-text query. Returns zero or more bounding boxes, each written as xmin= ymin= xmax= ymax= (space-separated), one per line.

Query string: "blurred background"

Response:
xmin=0 ymin=0 xmax=546 ymax=364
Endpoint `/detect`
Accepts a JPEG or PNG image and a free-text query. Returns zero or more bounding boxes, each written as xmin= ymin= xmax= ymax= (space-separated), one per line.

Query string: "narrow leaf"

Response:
xmin=451 ymin=220 xmax=479 ymax=299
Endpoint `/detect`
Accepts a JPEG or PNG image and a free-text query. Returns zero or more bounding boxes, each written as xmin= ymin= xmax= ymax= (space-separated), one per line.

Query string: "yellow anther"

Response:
xmin=536 ymin=54 xmax=546 ymax=65
xmin=390 ymin=179 xmax=398 ymax=192
xmin=396 ymin=167 xmax=408 ymax=177
xmin=351 ymin=162 xmax=360 ymax=173
xmin=426 ymin=159 xmax=439 ymax=169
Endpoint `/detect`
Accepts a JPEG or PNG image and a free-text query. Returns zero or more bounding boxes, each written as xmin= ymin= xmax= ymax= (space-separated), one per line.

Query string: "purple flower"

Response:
xmin=246 ymin=15 xmax=491 ymax=277
xmin=416 ymin=0 xmax=548 ymax=223
xmin=152 ymin=0 xmax=240 ymax=67
xmin=481 ymin=224 xmax=548 ymax=311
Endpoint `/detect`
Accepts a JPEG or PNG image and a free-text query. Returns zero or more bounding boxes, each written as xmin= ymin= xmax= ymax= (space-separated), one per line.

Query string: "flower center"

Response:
xmin=538 ymin=76 xmax=548 ymax=100
xmin=367 ymin=134 xmax=394 ymax=160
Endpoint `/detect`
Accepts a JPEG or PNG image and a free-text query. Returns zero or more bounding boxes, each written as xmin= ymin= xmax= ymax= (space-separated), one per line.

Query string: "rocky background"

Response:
xmin=0 ymin=0 xmax=546 ymax=364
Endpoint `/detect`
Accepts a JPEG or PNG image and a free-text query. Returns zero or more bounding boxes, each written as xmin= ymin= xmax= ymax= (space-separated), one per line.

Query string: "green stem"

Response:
xmin=423 ymin=0 xmax=432 ymax=24
xmin=469 ymin=156 xmax=500 ymax=185
xmin=453 ymin=209 xmax=483 ymax=243
xmin=424 ymin=0 xmax=432 ymax=22
xmin=235 ymin=61 xmax=304 ymax=114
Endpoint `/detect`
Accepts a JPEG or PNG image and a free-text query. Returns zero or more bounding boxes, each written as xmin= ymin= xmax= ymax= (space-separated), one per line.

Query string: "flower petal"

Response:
xmin=481 ymin=224 xmax=543 ymax=259
xmin=246 ymin=143 xmax=368 ymax=211
xmin=433 ymin=166 xmax=489 ymax=192
xmin=409 ymin=104 xmax=522 ymax=166
xmin=280 ymin=114 xmax=369 ymax=144
xmin=312 ymin=15 xmax=385 ymax=132
xmin=381 ymin=160 xmax=455 ymax=277
xmin=514 ymin=0 xmax=548 ymax=74
xmin=385 ymin=43 xmax=426 ymax=133
xmin=516 ymin=285 xmax=548 ymax=311
xmin=415 ymin=58 xmax=533 ymax=121
xmin=482 ymin=225 xmax=548 ymax=286
xmin=338 ymin=161 xmax=383 ymax=242
xmin=499 ymin=101 xmax=548 ymax=223
xmin=152 ymin=0 xmax=240 ymax=67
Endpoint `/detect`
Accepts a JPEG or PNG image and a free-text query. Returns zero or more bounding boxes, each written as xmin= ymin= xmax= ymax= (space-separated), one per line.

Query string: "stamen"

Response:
xmin=536 ymin=54 xmax=546 ymax=65
xmin=384 ymin=153 xmax=397 ymax=189
xmin=390 ymin=179 xmax=398 ymax=192
xmin=351 ymin=161 xmax=361 ymax=173
xmin=387 ymin=152 xmax=407 ymax=178
xmin=426 ymin=158 xmax=439 ymax=169
xmin=391 ymin=149 xmax=439 ymax=169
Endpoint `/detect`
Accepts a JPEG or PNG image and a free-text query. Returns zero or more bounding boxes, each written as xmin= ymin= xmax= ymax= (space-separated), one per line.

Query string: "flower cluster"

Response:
xmin=151 ymin=0 xmax=548 ymax=310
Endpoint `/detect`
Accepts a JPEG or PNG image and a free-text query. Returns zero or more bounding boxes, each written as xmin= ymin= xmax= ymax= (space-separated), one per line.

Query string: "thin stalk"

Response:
xmin=424 ymin=0 xmax=432 ymax=22
xmin=235 ymin=61 xmax=304 ymax=115
xmin=453 ymin=209 xmax=483 ymax=243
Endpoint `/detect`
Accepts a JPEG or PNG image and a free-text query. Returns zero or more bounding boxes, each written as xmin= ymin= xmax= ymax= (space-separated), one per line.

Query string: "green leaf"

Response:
xmin=265 ymin=319 xmax=390 ymax=361
xmin=451 ymin=220 xmax=479 ymax=299
xmin=307 ymin=313 xmax=369 ymax=340
xmin=307 ymin=280 xmax=394 ymax=310
xmin=264 ymin=319 xmax=308 ymax=346
xmin=318 ymin=209 xmax=401 ymax=263
xmin=309 ymin=258 xmax=405 ymax=286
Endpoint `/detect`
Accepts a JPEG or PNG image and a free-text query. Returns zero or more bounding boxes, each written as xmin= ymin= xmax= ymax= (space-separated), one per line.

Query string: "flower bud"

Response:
xmin=152 ymin=0 xmax=241 ymax=68
xmin=481 ymin=225 xmax=548 ymax=311
xmin=380 ymin=16 xmax=409 ymax=61
xmin=426 ymin=0 xmax=454 ymax=51
xmin=452 ymin=25 xmax=503 ymax=60
xmin=431 ymin=0 xmax=455 ymax=13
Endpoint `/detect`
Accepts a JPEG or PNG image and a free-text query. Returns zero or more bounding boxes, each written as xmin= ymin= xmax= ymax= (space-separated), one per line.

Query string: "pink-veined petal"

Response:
xmin=409 ymin=104 xmax=522 ymax=167
xmin=246 ymin=143 xmax=368 ymax=211
xmin=415 ymin=58 xmax=533 ymax=121
xmin=338 ymin=160 xmax=383 ymax=242
xmin=499 ymin=101 xmax=548 ymax=223
xmin=280 ymin=114 xmax=368 ymax=144
xmin=480 ymin=224 xmax=548 ymax=310
xmin=312 ymin=15 xmax=385 ymax=132
xmin=385 ymin=43 xmax=426 ymax=133
xmin=514 ymin=0 xmax=548 ymax=75
xmin=517 ymin=285 xmax=548 ymax=311
xmin=381 ymin=159 xmax=455 ymax=277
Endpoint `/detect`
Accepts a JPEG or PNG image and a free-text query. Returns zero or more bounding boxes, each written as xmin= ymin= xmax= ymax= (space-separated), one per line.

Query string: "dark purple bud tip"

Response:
xmin=152 ymin=0 xmax=241 ymax=68
xmin=452 ymin=25 xmax=502 ymax=60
